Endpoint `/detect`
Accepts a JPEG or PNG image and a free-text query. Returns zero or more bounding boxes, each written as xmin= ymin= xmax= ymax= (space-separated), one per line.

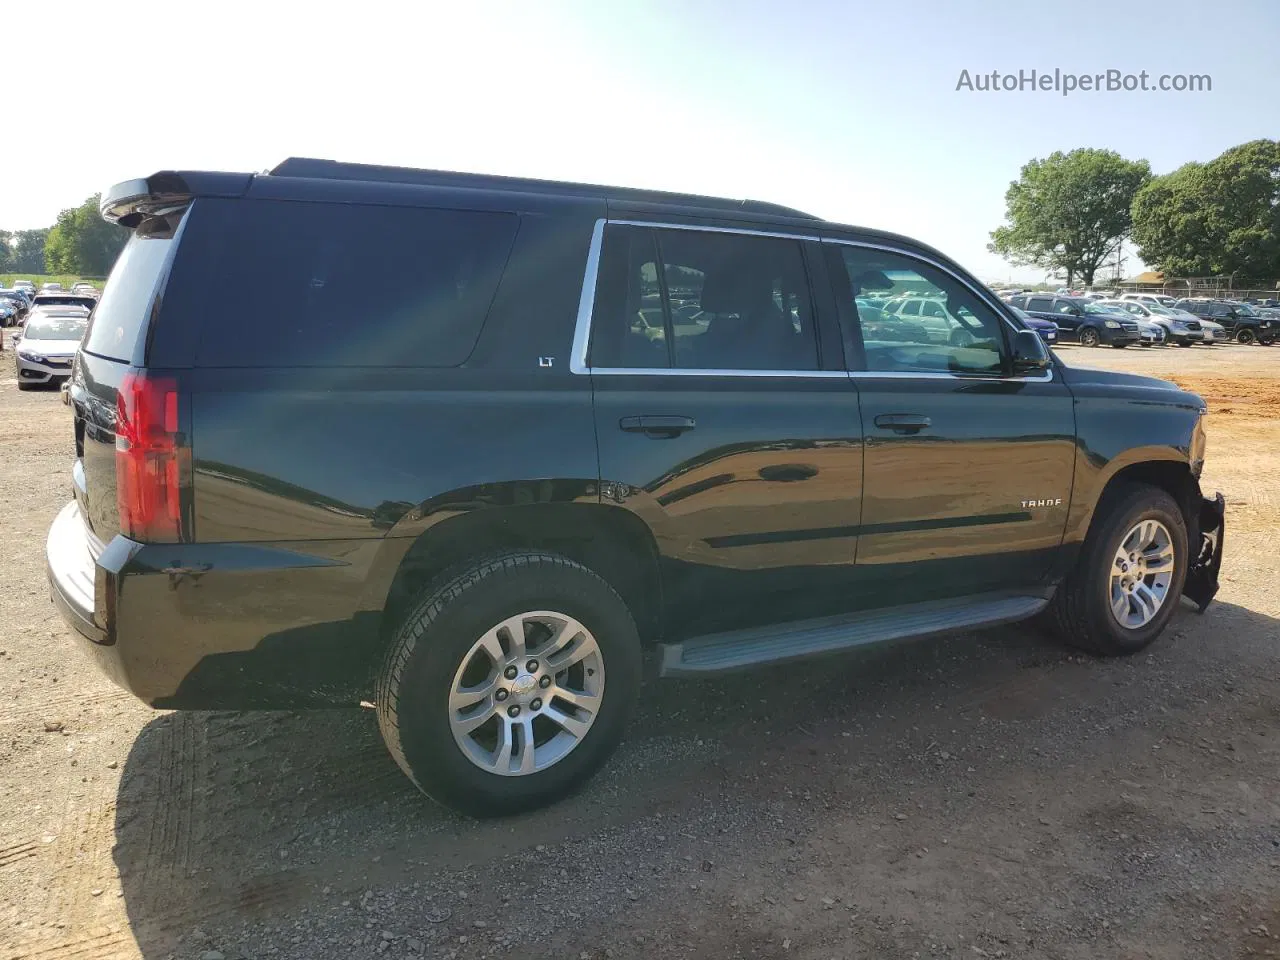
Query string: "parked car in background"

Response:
xmin=1007 ymin=305 xmax=1058 ymax=345
xmin=1120 ymin=293 xmax=1178 ymax=308
xmin=1101 ymin=299 xmax=1205 ymax=347
xmin=69 ymin=282 xmax=98 ymax=297
xmin=13 ymin=309 xmax=87 ymax=389
xmin=0 ymin=291 xmax=29 ymax=325
xmin=0 ymin=300 xmax=17 ymax=328
xmin=40 ymin=282 xmax=64 ymax=292
xmin=28 ymin=293 xmax=97 ymax=314
xmin=13 ymin=280 xmax=36 ymax=298
xmin=1174 ymin=299 xmax=1276 ymax=345
xmin=1009 ymin=293 xmax=1141 ymax=347
xmin=44 ymin=158 xmax=1224 ymax=816
xmin=1135 ymin=319 xmax=1166 ymax=346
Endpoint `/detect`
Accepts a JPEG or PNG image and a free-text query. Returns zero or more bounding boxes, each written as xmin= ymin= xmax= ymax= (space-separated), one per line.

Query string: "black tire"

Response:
xmin=375 ymin=551 xmax=641 ymax=817
xmin=1259 ymin=335 xmax=1275 ymax=346
xmin=16 ymin=382 xmax=32 ymax=391
xmin=1236 ymin=327 xmax=1256 ymax=345
xmin=1045 ymin=484 xmax=1188 ymax=656
xmin=1111 ymin=343 xmax=1128 ymax=349
xmin=1079 ymin=327 xmax=1100 ymax=347
xmin=1178 ymin=341 xmax=1194 ymax=347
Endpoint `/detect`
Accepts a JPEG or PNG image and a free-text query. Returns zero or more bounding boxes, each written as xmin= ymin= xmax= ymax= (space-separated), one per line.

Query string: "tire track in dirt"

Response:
xmin=0 ymin=926 xmax=135 ymax=960
xmin=0 ymin=688 xmax=134 ymax=727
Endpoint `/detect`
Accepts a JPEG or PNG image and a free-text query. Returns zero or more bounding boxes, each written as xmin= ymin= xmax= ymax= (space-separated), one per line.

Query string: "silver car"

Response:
xmin=14 ymin=310 xmax=87 ymax=390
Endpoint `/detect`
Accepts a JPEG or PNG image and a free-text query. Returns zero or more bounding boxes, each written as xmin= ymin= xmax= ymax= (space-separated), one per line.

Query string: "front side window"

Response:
xmin=1054 ymin=300 xmax=1079 ymax=315
xmin=836 ymin=246 xmax=1007 ymax=375
xmin=589 ymin=225 xmax=817 ymax=371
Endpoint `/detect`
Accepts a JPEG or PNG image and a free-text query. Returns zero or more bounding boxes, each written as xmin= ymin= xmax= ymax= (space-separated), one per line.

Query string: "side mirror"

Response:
xmin=1011 ymin=329 xmax=1051 ymax=373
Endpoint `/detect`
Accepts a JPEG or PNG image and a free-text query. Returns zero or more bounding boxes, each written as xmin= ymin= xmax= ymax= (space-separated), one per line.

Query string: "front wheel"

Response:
xmin=1045 ymin=484 xmax=1188 ymax=656
xmin=1079 ymin=327 xmax=1100 ymax=347
xmin=1178 ymin=341 xmax=1195 ymax=348
xmin=376 ymin=551 xmax=641 ymax=816
xmin=1236 ymin=328 xmax=1256 ymax=345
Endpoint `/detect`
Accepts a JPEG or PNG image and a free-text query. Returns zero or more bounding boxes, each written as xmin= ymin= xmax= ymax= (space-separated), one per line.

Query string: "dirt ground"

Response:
xmin=1 ymin=335 xmax=1278 ymax=960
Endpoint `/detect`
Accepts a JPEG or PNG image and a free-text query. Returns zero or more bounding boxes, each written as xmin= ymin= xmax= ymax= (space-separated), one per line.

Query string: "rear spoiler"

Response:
xmin=101 ymin=171 xmax=254 ymax=227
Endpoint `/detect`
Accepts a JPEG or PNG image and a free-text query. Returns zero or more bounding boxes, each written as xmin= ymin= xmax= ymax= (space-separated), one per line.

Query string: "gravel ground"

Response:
xmin=1 ymin=333 xmax=1278 ymax=960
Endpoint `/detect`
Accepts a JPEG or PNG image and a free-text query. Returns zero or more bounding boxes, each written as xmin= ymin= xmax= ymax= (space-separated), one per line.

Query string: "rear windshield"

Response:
xmin=25 ymin=314 xmax=88 ymax=341
xmin=83 ymin=214 xmax=183 ymax=362
xmin=32 ymin=295 xmax=96 ymax=310
xmin=194 ymin=199 xmax=518 ymax=368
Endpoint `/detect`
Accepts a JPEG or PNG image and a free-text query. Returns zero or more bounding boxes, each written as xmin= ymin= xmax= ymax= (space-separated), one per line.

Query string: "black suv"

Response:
xmin=1174 ymin=299 xmax=1276 ymax=345
xmin=1009 ymin=294 xmax=1141 ymax=347
xmin=47 ymin=159 xmax=1224 ymax=816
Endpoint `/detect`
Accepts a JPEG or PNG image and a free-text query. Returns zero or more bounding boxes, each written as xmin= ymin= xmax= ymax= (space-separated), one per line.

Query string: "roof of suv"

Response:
xmin=269 ymin=157 xmax=823 ymax=221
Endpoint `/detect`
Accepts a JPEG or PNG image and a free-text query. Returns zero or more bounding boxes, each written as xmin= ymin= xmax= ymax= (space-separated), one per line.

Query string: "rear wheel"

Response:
xmin=376 ymin=551 xmax=641 ymax=817
xmin=1046 ymin=484 xmax=1188 ymax=656
xmin=1178 ymin=340 xmax=1194 ymax=347
xmin=1236 ymin=327 xmax=1256 ymax=345
xmin=1079 ymin=327 xmax=1100 ymax=347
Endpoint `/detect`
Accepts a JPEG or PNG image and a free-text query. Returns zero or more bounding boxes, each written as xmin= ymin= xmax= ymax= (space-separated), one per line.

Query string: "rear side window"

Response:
xmin=83 ymin=215 xmax=182 ymax=363
xmin=196 ymin=200 xmax=517 ymax=368
xmin=588 ymin=224 xmax=818 ymax=371
xmin=1025 ymin=297 xmax=1052 ymax=311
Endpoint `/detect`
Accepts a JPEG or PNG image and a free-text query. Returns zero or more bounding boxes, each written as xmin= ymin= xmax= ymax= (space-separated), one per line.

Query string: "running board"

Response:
xmin=659 ymin=592 xmax=1050 ymax=677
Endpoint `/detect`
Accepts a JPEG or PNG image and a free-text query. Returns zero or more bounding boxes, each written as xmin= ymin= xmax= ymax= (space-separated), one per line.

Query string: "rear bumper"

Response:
xmin=1183 ymin=493 xmax=1225 ymax=612
xmin=47 ymin=501 xmax=385 ymax=708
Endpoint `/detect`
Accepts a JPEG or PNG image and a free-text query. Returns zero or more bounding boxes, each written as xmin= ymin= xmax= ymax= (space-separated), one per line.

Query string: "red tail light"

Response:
xmin=115 ymin=373 xmax=184 ymax=542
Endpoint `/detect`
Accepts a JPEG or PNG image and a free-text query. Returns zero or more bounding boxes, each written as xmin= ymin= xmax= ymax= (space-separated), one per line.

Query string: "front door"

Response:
xmin=583 ymin=221 xmax=864 ymax=637
xmin=827 ymin=241 xmax=1076 ymax=607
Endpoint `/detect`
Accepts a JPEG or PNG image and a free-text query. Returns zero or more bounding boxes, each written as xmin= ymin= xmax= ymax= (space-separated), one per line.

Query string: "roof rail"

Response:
xmin=269 ymin=157 xmax=820 ymax=220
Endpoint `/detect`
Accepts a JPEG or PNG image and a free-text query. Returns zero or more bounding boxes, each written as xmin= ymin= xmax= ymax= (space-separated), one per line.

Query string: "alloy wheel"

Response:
xmin=1109 ymin=519 xmax=1176 ymax=629
xmin=448 ymin=610 xmax=605 ymax=776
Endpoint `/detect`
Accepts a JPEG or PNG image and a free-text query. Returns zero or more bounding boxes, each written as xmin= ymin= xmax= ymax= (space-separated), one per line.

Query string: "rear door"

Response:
xmin=826 ymin=240 xmax=1076 ymax=606
xmin=583 ymin=220 xmax=865 ymax=637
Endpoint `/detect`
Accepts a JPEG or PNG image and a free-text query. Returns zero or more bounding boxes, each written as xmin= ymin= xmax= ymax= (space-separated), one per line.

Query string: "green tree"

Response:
xmin=10 ymin=229 xmax=48 ymax=273
xmin=42 ymin=194 xmax=127 ymax=276
xmin=1131 ymin=139 xmax=1280 ymax=280
xmin=0 ymin=230 xmax=11 ymax=272
xmin=989 ymin=149 xmax=1152 ymax=287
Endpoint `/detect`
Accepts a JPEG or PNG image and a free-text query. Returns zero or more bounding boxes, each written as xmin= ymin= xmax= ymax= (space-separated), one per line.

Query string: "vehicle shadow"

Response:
xmin=112 ymin=597 xmax=1279 ymax=958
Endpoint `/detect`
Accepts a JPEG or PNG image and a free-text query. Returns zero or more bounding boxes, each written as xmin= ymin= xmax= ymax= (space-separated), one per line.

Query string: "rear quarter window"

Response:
xmin=194 ymin=200 xmax=518 ymax=368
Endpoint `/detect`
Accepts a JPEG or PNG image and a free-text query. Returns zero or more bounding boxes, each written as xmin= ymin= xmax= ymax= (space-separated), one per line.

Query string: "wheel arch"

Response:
xmin=374 ymin=501 xmax=665 ymax=655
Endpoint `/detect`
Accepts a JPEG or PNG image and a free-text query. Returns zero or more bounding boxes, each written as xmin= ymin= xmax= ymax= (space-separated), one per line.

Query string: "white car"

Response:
xmin=1120 ymin=293 xmax=1178 ymax=308
xmin=13 ymin=309 xmax=87 ymax=389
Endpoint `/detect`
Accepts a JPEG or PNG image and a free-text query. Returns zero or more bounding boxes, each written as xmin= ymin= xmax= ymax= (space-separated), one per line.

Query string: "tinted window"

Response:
xmin=196 ymin=200 xmax=517 ymax=368
xmin=83 ymin=214 xmax=182 ymax=362
xmin=837 ymin=247 xmax=1007 ymax=375
xmin=1054 ymin=300 xmax=1078 ymax=314
xmin=1008 ymin=295 xmax=1027 ymax=308
xmin=590 ymin=225 xmax=817 ymax=371
xmin=1025 ymin=297 xmax=1052 ymax=311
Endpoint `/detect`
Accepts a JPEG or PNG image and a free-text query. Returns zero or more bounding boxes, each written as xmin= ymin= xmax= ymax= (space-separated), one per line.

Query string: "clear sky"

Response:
xmin=4 ymin=0 xmax=1277 ymax=282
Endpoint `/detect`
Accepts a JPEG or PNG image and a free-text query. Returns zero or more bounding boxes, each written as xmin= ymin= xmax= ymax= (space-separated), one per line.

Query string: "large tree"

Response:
xmin=989 ymin=149 xmax=1151 ymax=287
xmin=0 ymin=230 xmax=10 ymax=272
xmin=44 ymin=194 xmax=127 ymax=276
xmin=10 ymin=229 xmax=49 ymax=273
xmin=1131 ymin=139 xmax=1280 ymax=280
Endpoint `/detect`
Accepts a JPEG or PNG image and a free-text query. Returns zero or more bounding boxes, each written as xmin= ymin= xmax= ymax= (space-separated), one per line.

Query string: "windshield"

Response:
xmin=1082 ymin=303 xmax=1119 ymax=315
xmin=1149 ymin=306 xmax=1176 ymax=317
xmin=24 ymin=315 xmax=87 ymax=341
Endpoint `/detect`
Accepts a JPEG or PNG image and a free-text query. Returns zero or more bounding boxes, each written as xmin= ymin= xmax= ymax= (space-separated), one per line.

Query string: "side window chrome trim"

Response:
xmin=821 ymin=236 xmax=1055 ymax=383
xmin=570 ymin=217 xmax=830 ymax=378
